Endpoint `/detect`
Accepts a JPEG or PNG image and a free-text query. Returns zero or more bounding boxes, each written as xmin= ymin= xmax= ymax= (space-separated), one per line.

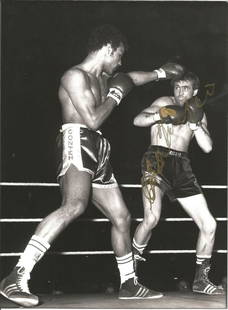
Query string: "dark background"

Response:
xmin=0 ymin=0 xmax=227 ymax=294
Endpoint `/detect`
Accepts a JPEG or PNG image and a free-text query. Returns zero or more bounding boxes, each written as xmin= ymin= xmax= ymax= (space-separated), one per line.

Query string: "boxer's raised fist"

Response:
xmin=184 ymin=97 xmax=204 ymax=130
xmin=107 ymin=73 xmax=134 ymax=105
xmin=158 ymin=105 xmax=186 ymax=125
xmin=155 ymin=63 xmax=185 ymax=80
xmin=185 ymin=97 xmax=204 ymax=123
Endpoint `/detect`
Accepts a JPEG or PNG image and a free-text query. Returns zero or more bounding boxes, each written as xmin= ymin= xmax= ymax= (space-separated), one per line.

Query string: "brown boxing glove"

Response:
xmin=185 ymin=97 xmax=204 ymax=124
xmin=154 ymin=62 xmax=185 ymax=80
xmin=158 ymin=105 xmax=187 ymax=125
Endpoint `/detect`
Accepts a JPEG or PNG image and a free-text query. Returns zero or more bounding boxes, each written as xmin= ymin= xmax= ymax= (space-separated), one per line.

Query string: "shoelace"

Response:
xmin=133 ymin=276 xmax=139 ymax=286
xmin=134 ymin=254 xmax=146 ymax=262
xmin=16 ymin=267 xmax=31 ymax=293
xmin=203 ymin=267 xmax=219 ymax=288
xmin=133 ymin=276 xmax=150 ymax=293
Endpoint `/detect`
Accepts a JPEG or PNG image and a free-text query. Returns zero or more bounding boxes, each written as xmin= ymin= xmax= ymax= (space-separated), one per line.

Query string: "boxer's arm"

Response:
xmin=190 ymin=114 xmax=213 ymax=153
xmin=127 ymin=71 xmax=158 ymax=86
xmin=133 ymin=97 xmax=167 ymax=127
xmin=61 ymin=70 xmax=116 ymax=130
xmin=128 ymin=63 xmax=185 ymax=86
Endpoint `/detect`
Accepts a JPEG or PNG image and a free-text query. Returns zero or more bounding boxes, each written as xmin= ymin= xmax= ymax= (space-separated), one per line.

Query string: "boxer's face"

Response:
xmin=174 ymin=80 xmax=194 ymax=105
xmin=104 ymin=43 xmax=125 ymax=75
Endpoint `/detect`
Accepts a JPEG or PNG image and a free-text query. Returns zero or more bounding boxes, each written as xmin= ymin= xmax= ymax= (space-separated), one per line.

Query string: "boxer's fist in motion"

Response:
xmin=159 ymin=105 xmax=186 ymax=125
xmin=107 ymin=73 xmax=134 ymax=105
xmin=185 ymin=97 xmax=204 ymax=130
xmin=155 ymin=62 xmax=185 ymax=80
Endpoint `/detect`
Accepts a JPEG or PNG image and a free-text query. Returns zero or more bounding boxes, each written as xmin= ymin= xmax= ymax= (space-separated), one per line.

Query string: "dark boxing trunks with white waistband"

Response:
xmin=56 ymin=124 xmax=117 ymax=188
xmin=141 ymin=145 xmax=202 ymax=201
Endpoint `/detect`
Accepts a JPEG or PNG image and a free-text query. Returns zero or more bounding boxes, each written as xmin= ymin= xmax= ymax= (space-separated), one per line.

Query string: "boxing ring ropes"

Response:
xmin=0 ymin=181 xmax=227 ymax=257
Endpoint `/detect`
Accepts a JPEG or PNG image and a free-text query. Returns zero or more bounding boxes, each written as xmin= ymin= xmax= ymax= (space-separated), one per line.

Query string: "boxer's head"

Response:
xmin=87 ymin=24 xmax=128 ymax=54
xmin=172 ymin=71 xmax=200 ymax=95
xmin=172 ymin=72 xmax=200 ymax=104
xmin=87 ymin=25 xmax=128 ymax=75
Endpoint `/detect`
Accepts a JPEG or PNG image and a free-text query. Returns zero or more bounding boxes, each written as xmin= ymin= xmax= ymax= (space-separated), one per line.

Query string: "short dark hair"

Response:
xmin=171 ymin=71 xmax=200 ymax=90
xmin=87 ymin=24 xmax=128 ymax=54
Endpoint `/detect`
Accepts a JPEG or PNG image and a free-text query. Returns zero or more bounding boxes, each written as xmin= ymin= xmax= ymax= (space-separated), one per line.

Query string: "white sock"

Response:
xmin=196 ymin=255 xmax=211 ymax=265
xmin=16 ymin=235 xmax=50 ymax=273
xmin=132 ymin=238 xmax=147 ymax=255
xmin=116 ymin=252 xmax=135 ymax=284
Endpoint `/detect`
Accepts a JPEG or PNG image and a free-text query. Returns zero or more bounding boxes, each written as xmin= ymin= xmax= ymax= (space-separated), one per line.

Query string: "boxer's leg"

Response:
xmin=0 ymin=166 xmax=92 ymax=306
xmin=178 ymin=194 xmax=224 ymax=295
xmin=132 ymin=185 xmax=163 ymax=270
xmin=92 ymin=186 xmax=163 ymax=299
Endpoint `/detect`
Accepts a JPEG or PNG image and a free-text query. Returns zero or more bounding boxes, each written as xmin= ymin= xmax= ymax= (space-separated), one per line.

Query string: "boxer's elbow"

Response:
xmin=133 ymin=116 xmax=141 ymax=126
xmin=88 ymin=124 xmax=98 ymax=131
xmin=203 ymin=146 xmax=212 ymax=153
xmin=84 ymin=116 xmax=100 ymax=131
xmin=202 ymin=139 xmax=213 ymax=153
xmin=204 ymin=143 xmax=213 ymax=153
xmin=87 ymin=121 xmax=99 ymax=131
xmin=134 ymin=115 xmax=153 ymax=127
xmin=196 ymin=130 xmax=213 ymax=153
xmin=133 ymin=116 xmax=144 ymax=127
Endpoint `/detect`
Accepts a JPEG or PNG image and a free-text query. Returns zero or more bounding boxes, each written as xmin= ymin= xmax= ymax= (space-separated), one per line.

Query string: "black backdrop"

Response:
xmin=1 ymin=0 xmax=227 ymax=294
xmin=1 ymin=0 xmax=227 ymax=183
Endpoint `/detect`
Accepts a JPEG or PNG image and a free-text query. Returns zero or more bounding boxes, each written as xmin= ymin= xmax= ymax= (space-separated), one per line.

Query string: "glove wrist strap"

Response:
xmin=188 ymin=121 xmax=201 ymax=131
xmin=107 ymin=87 xmax=123 ymax=105
xmin=154 ymin=68 xmax=166 ymax=80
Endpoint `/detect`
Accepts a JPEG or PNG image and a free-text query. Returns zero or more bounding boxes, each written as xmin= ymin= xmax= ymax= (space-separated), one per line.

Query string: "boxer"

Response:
xmin=132 ymin=71 xmax=224 ymax=295
xmin=0 ymin=24 xmax=185 ymax=306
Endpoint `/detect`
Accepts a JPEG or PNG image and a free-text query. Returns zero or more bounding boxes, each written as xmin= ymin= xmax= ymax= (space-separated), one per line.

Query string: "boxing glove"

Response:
xmin=185 ymin=97 xmax=204 ymax=124
xmin=154 ymin=62 xmax=185 ymax=80
xmin=107 ymin=73 xmax=134 ymax=105
xmin=158 ymin=105 xmax=186 ymax=125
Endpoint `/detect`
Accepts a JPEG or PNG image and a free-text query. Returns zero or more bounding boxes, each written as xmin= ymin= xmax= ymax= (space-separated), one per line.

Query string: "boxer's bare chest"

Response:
xmin=151 ymin=123 xmax=193 ymax=151
xmin=89 ymin=74 xmax=108 ymax=106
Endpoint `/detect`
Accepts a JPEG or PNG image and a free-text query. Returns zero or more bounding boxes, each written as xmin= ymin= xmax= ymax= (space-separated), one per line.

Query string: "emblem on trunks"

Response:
xmin=67 ymin=129 xmax=74 ymax=160
xmin=141 ymin=150 xmax=167 ymax=210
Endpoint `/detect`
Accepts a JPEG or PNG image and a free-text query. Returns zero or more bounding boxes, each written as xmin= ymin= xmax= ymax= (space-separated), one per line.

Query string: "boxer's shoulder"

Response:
xmin=151 ymin=96 xmax=174 ymax=108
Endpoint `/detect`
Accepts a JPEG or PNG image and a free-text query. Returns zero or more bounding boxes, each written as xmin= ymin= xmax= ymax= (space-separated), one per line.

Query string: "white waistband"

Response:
xmin=60 ymin=123 xmax=102 ymax=135
xmin=61 ymin=123 xmax=88 ymax=131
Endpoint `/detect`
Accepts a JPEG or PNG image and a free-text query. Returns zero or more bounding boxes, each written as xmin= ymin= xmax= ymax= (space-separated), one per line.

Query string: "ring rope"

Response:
xmin=0 ymin=182 xmax=227 ymax=189
xmin=1 ymin=182 xmax=226 ymax=257
xmin=0 ymin=250 xmax=226 ymax=257
xmin=0 ymin=217 xmax=227 ymax=223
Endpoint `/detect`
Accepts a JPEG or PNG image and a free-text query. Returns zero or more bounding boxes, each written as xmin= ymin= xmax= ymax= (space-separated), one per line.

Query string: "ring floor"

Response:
xmin=0 ymin=291 xmax=227 ymax=309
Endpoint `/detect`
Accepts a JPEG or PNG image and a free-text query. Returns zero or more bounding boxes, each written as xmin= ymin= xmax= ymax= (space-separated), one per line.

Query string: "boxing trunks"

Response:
xmin=141 ymin=145 xmax=202 ymax=202
xmin=56 ymin=124 xmax=118 ymax=188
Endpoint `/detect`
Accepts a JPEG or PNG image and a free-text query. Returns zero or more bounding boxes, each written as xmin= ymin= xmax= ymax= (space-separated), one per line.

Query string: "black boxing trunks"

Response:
xmin=141 ymin=145 xmax=202 ymax=202
xmin=56 ymin=124 xmax=117 ymax=188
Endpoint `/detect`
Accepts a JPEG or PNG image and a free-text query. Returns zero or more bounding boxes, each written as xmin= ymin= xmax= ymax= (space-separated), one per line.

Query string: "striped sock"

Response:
xmin=196 ymin=255 xmax=211 ymax=265
xmin=132 ymin=238 xmax=147 ymax=255
xmin=116 ymin=252 xmax=135 ymax=284
xmin=16 ymin=235 xmax=50 ymax=273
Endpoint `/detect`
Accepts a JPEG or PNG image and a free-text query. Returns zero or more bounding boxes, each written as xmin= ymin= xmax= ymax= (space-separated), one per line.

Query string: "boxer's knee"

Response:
xmin=60 ymin=199 xmax=87 ymax=222
xmin=200 ymin=216 xmax=217 ymax=239
xmin=143 ymin=213 xmax=159 ymax=230
xmin=113 ymin=209 xmax=131 ymax=233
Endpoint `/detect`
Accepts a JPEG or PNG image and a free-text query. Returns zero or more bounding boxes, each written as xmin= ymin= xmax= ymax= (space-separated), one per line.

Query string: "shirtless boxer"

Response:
xmin=0 ymin=25 xmax=185 ymax=306
xmin=132 ymin=71 xmax=225 ymax=295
